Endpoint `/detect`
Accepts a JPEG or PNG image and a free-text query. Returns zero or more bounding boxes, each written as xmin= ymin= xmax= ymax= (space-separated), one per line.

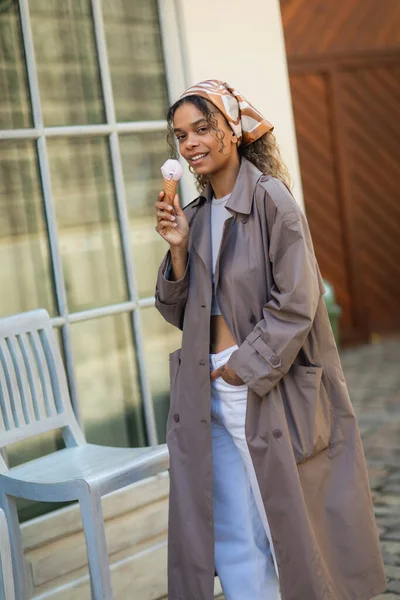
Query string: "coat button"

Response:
xmin=199 ymin=359 xmax=206 ymax=366
xmin=273 ymin=429 xmax=282 ymax=439
xmin=270 ymin=355 xmax=280 ymax=366
xmin=249 ymin=313 xmax=256 ymax=324
xmin=173 ymin=413 xmax=180 ymax=423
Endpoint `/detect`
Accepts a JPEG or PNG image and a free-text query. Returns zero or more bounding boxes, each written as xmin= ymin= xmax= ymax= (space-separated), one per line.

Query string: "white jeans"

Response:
xmin=210 ymin=344 xmax=280 ymax=600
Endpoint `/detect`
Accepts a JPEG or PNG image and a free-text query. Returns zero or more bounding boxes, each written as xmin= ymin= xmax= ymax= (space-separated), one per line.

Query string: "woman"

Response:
xmin=154 ymin=80 xmax=386 ymax=600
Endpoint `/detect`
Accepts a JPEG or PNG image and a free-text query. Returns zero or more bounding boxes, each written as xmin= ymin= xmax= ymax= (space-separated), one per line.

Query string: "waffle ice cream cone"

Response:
xmin=163 ymin=177 xmax=179 ymax=206
xmin=160 ymin=159 xmax=183 ymax=206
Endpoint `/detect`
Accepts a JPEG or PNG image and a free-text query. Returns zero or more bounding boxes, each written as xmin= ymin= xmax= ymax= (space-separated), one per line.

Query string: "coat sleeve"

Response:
xmin=154 ymin=249 xmax=190 ymax=331
xmin=227 ymin=198 xmax=325 ymax=397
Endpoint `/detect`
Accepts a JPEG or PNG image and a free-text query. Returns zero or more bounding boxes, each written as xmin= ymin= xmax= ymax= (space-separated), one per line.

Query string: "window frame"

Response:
xmin=0 ymin=0 xmax=187 ymax=446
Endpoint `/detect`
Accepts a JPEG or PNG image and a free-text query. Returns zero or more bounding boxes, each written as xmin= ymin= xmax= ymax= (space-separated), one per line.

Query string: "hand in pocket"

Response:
xmin=210 ymin=362 xmax=245 ymax=386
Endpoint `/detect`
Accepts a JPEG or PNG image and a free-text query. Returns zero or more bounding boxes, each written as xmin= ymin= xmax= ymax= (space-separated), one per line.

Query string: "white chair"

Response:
xmin=0 ymin=309 xmax=169 ymax=600
xmin=0 ymin=507 xmax=15 ymax=600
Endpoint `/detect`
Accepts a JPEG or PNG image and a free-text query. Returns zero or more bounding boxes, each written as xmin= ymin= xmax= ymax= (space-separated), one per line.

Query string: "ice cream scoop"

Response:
xmin=160 ymin=159 xmax=183 ymax=205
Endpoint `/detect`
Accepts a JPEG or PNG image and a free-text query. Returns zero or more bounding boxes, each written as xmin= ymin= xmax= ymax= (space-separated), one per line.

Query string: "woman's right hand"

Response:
xmin=155 ymin=191 xmax=189 ymax=247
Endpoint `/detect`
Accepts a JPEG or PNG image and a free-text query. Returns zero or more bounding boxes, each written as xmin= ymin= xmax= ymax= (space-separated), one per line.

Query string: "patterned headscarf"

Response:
xmin=179 ymin=79 xmax=273 ymax=147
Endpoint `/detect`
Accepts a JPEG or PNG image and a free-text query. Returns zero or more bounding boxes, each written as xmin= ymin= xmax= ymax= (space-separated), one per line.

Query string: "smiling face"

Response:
xmin=172 ymin=99 xmax=239 ymax=177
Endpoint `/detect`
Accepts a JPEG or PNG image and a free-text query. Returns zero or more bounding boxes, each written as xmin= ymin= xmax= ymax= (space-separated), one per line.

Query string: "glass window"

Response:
xmin=119 ymin=132 xmax=171 ymax=298
xmin=0 ymin=0 xmax=172 ymax=521
xmin=47 ymin=136 xmax=128 ymax=312
xmin=140 ymin=307 xmax=182 ymax=442
xmin=30 ymin=0 xmax=105 ymax=126
xmin=70 ymin=314 xmax=145 ymax=447
xmin=0 ymin=140 xmax=56 ymax=316
xmin=0 ymin=2 xmax=32 ymax=128
xmin=102 ymin=0 xmax=169 ymax=121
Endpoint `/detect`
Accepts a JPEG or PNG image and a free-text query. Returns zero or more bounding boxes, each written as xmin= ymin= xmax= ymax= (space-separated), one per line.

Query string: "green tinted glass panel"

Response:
xmin=71 ymin=314 xmax=145 ymax=447
xmin=103 ymin=0 xmax=168 ymax=121
xmin=0 ymin=1 xmax=32 ymax=129
xmin=119 ymin=132 xmax=170 ymax=298
xmin=47 ymin=136 xmax=127 ymax=312
xmin=0 ymin=140 xmax=56 ymax=316
xmin=140 ymin=307 xmax=182 ymax=442
xmin=30 ymin=0 xmax=105 ymax=126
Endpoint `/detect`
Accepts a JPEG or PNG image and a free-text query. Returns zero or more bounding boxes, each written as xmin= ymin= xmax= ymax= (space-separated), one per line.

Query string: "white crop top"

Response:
xmin=211 ymin=193 xmax=231 ymax=315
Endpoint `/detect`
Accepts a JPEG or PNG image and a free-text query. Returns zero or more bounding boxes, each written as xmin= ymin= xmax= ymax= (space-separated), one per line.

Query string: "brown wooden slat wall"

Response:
xmin=281 ymin=0 xmax=400 ymax=342
xmin=289 ymin=73 xmax=353 ymax=333
xmin=281 ymin=0 xmax=400 ymax=56
xmin=340 ymin=65 xmax=400 ymax=334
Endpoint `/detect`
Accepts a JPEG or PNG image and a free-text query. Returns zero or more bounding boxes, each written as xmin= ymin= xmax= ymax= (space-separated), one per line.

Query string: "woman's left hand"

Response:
xmin=210 ymin=363 xmax=245 ymax=386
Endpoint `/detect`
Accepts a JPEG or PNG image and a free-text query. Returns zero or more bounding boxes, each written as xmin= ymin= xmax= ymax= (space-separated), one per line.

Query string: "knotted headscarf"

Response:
xmin=179 ymin=79 xmax=273 ymax=147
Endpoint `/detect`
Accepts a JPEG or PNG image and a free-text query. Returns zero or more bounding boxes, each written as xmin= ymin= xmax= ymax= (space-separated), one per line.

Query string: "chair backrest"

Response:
xmin=0 ymin=508 xmax=15 ymax=600
xmin=0 ymin=310 xmax=85 ymax=471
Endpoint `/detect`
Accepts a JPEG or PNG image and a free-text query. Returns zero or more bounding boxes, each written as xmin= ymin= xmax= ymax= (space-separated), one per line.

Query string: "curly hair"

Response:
xmin=166 ymin=96 xmax=291 ymax=192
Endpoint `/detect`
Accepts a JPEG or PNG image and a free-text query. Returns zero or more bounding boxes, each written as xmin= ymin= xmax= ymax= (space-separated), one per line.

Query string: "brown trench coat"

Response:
xmin=155 ymin=158 xmax=386 ymax=600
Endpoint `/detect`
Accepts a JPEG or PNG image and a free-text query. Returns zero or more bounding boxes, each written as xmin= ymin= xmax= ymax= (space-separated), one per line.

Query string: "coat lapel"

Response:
xmin=215 ymin=159 xmax=262 ymax=290
xmin=190 ymin=158 xmax=263 ymax=283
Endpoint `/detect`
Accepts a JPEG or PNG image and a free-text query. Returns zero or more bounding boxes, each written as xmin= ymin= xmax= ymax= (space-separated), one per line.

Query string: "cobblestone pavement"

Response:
xmin=342 ymin=338 xmax=400 ymax=599
xmin=216 ymin=338 xmax=400 ymax=599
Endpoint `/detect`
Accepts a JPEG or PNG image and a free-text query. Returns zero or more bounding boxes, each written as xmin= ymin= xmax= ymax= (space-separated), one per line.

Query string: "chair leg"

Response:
xmin=78 ymin=489 xmax=113 ymax=600
xmin=90 ymin=575 xmax=96 ymax=600
xmin=0 ymin=494 xmax=27 ymax=600
xmin=0 ymin=512 xmax=16 ymax=600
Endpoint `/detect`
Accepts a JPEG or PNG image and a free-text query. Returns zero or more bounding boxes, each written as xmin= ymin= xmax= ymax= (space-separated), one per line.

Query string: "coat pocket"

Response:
xmin=281 ymin=364 xmax=338 ymax=464
xmin=166 ymin=348 xmax=182 ymax=439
